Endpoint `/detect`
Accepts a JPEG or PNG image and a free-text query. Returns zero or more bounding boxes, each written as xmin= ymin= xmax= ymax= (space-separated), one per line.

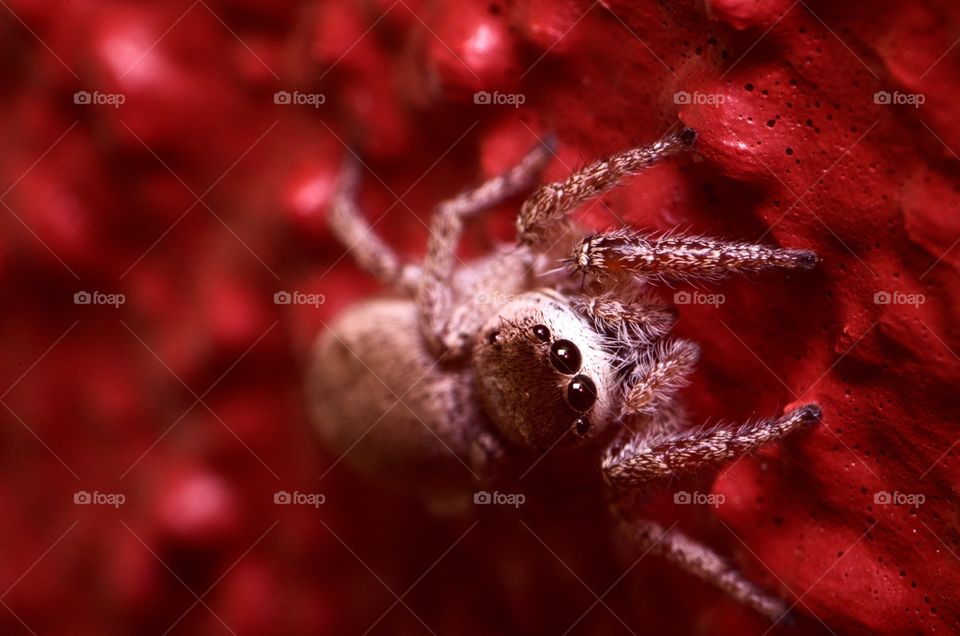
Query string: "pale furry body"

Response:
xmin=308 ymin=127 xmax=820 ymax=621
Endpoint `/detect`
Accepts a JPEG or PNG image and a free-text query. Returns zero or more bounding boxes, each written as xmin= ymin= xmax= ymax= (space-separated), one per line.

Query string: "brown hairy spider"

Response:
xmin=308 ymin=127 xmax=821 ymax=621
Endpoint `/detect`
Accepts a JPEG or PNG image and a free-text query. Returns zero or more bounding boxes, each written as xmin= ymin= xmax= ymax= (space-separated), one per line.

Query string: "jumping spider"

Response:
xmin=308 ymin=127 xmax=821 ymax=621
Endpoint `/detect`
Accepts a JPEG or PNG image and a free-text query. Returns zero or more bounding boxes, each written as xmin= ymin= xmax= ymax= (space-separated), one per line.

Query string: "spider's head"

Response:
xmin=474 ymin=290 xmax=618 ymax=451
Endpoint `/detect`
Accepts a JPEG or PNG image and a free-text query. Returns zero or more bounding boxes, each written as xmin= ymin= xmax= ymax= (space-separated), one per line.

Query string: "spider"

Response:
xmin=308 ymin=126 xmax=821 ymax=622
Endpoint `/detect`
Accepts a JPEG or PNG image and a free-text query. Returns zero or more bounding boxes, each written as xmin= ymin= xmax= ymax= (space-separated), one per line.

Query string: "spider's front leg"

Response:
xmin=572 ymin=230 xmax=818 ymax=282
xmin=418 ymin=140 xmax=554 ymax=357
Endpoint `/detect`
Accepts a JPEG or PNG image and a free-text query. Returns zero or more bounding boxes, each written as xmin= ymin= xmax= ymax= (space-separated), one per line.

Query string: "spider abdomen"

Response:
xmin=308 ymin=298 xmax=484 ymax=503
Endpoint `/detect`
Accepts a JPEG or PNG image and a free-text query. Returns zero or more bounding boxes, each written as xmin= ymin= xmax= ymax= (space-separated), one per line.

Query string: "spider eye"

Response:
xmin=567 ymin=375 xmax=597 ymax=411
xmin=573 ymin=416 xmax=591 ymax=436
xmin=549 ymin=340 xmax=581 ymax=374
xmin=486 ymin=330 xmax=500 ymax=345
xmin=532 ymin=325 xmax=551 ymax=341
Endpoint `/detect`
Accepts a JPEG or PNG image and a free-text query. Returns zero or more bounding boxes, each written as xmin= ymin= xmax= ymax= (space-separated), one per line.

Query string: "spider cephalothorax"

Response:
xmin=474 ymin=289 xmax=619 ymax=449
xmin=308 ymin=126 xmax=821 ymax=622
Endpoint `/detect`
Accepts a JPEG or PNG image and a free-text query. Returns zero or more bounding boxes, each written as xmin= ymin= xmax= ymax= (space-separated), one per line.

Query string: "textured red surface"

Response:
xmin=2 ymin=0 xmax=959 ymax=634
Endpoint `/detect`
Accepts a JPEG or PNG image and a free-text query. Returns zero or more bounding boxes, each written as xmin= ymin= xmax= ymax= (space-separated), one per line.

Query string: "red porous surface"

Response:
xmin=1 ymin=0 xmax=958 ymax=634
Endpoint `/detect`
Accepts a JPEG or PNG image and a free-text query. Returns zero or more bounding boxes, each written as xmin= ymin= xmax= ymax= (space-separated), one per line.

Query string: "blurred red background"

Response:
xmin=1 ymin=0 xmax=959 ymax=634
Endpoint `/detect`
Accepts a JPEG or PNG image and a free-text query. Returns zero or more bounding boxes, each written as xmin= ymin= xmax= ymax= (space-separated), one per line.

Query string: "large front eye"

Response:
xmin=567 ymin=375 xmax=597 ymax=411
xmin=550 ymin=340 xmax=581 ymax=374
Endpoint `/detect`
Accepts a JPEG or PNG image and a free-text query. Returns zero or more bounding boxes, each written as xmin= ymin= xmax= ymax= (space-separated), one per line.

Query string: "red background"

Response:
xmin=1 ymin=0 xmax=959 ymax=634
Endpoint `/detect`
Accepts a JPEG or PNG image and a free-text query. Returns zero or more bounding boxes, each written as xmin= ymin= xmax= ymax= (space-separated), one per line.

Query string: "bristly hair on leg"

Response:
xmin=570 ymin=228 xmax=819 ymax=284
